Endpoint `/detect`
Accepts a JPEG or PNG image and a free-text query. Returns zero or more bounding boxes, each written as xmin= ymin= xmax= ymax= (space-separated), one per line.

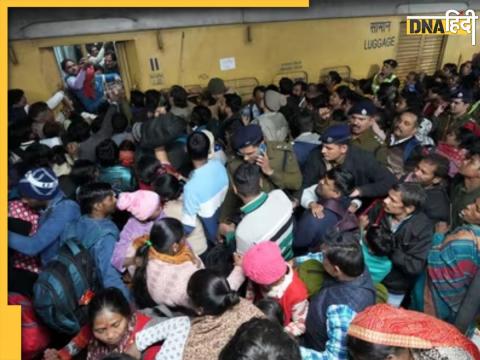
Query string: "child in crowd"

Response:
xmin=242 ymin=241 xmax=309 ymax=336
xmin=111 ymin=190 xmax=164 ymax=273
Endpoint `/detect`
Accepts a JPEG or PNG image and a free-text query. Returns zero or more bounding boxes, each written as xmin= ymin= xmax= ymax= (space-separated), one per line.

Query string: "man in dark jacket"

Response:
xmin=386 ymin=111 xmax=424 ymax=179
xmin=366 ymin=182 xmax=434 ymax=306
xmin=403 ymin=153 xmax=450 ymax=223
xmin=219 ymin=93 xmax=244 ymax=149
xmin=302 ymin=124 xmax=397 ymax=199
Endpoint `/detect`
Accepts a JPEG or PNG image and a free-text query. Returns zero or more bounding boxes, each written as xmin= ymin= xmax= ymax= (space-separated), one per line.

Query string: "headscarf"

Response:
xmin=348 ymin=304 xmax=480 ymax=359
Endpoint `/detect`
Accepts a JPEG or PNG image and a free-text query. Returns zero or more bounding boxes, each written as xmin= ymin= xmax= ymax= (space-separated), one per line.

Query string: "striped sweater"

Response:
xmin=426 ymin=225 xmax=480 ymax=324
xmin=235 ymin=190 xmax=294 ymax=260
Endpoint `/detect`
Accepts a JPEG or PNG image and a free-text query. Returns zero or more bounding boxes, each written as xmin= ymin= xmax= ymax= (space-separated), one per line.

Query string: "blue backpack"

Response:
xmin=33 ymin=227 xmax=101 ymax=335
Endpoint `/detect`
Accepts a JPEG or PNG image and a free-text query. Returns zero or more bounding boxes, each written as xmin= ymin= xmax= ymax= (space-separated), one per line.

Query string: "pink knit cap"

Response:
xmin=242 ymin=242 xmax=287 ymax=285
xmin=117 ymin=190 xmax=161 ymax=221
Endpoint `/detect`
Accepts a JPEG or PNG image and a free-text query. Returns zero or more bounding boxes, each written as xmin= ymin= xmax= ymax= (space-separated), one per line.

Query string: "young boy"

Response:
xmin=64 ymin=182 xmax=130 ymax=300
xmin=304 ymin=230 xmax=376 ymax=352
xmin=182 ymin=131 xmax=229 ymax=245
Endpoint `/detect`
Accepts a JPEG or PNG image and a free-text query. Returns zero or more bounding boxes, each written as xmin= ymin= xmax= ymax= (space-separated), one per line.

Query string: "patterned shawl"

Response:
xmin=348 ymin=304 xmax=480 ymax=359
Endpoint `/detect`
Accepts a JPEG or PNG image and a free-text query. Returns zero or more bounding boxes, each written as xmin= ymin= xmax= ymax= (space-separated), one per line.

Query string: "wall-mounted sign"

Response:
xmin=220 ymin=57 xmax=236 ymax=71
xmin=365 ymin=21 xmax=395 ymax=50
xmin=149 ymin=57 xmax=160 ymax=72
xmin=149 ymin=73 xmax=164 ymax=85
xmin=370 ymin=21 xmax=391 ymax=33
xmin=280 ymin=61 xmax=303 ymax=72
xmin=364 ymin=36 xmax=396 ymax=50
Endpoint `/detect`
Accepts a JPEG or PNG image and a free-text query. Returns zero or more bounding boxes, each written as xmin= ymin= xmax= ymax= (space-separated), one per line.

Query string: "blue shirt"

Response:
xmin=62 ymin=215 xmax=130 ymax=300
xmin=182 ymin=159 xmax=228 ymax=243
xmin=8 ymin=192 xmax=81 ymax=265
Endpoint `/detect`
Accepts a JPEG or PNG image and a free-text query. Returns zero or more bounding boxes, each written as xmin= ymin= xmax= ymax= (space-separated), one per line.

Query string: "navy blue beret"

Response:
xmin=451 ymin=88 xmax=473 ymax=103
xmin=349 ymin=100 xmax=377 ymax=116
xmin=232 ymin=124 xmax=264 ymax=150
xmin=321 ymin=124 xmax=351 ymax=145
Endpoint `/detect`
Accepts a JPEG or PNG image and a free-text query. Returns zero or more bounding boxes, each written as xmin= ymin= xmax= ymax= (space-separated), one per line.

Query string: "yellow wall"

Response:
xmin=8 ymin=15 xmax=480 ymax=103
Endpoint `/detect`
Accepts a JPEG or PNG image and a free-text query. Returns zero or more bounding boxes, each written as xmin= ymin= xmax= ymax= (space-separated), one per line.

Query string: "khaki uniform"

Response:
xmin=351 ymin=127 xmax=388 ymax=166
xmin=219 ymin=141 xmax=302 ymax=222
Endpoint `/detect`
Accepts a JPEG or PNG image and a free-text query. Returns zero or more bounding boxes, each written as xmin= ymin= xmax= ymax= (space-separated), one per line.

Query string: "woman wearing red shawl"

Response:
xmin=43 ymin=288 xmax=160 ymax=360
xmin=347 ymin=304 xmax=480 ymax=360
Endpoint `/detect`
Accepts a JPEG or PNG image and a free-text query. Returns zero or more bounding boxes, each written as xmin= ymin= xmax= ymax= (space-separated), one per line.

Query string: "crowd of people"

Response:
xmin=7 ymin=52 xmax=480 ymax=360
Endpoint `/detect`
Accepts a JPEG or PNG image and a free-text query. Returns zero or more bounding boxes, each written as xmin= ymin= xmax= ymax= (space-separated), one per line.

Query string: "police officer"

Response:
xmin=219 ymin=124 xmax=302 ymax=225
xmin=432 ymin=88 xmax=476 ymax=141
xmin=371 ymin=59 xmax=400 ymax=95
xmin=349 ymin=100 xmax=388 ymax=166
xmin=303 ymin=124 xmax=397 ymax=200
